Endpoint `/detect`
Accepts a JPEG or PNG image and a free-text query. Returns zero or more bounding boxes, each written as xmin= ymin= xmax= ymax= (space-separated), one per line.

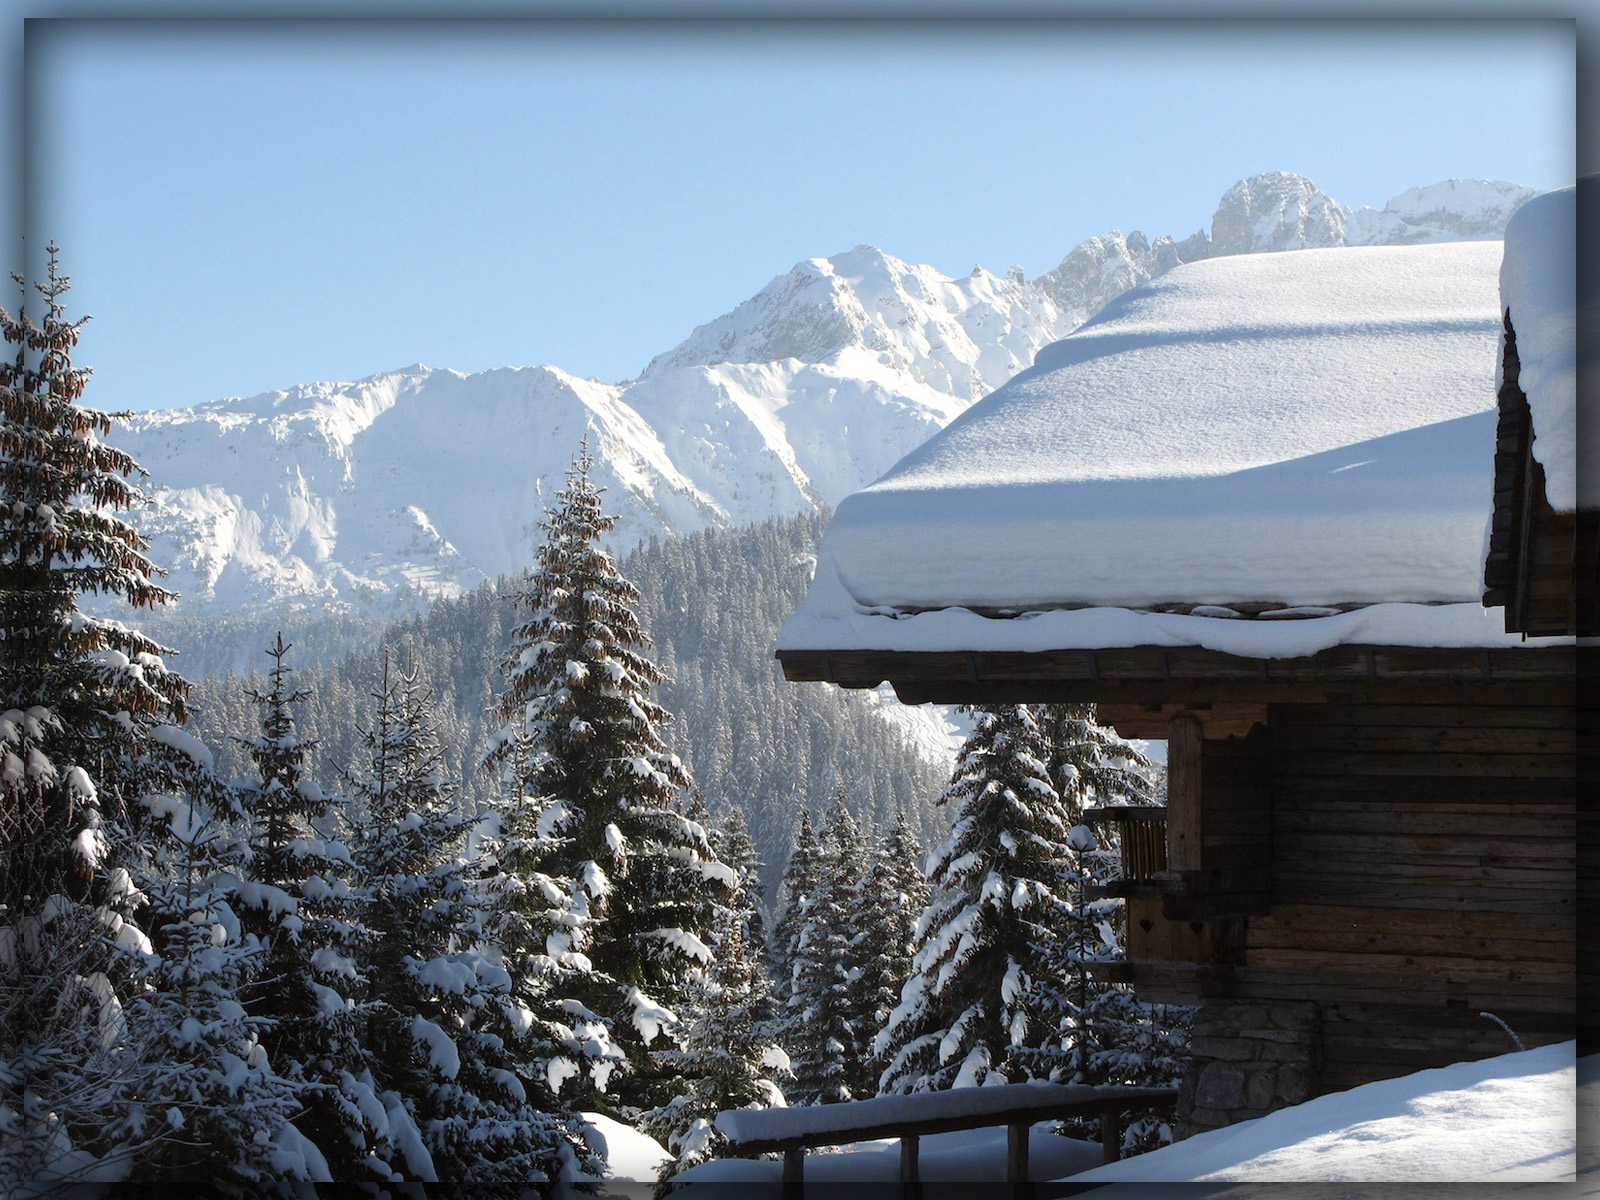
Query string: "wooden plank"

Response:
xmin=1273 ymin=809 xmax=1574 ymax=837
xmin=1274 ymin=726 xmax=1576 ymax=754
xmin=782 ymin=1147 xmax=804 ymax=1193
xmin=1266 ymin=703 xmax=1575 ymax=729
xmin=1167 ymin=713 xmax=1203 ymax=872
xmin=900 ymin=1134 xmax=920 ymax=1187
xmin=726 ymin=1088 xmax=1181 ymax=1155
xmin=887 ymin=676 xmax=1572 ymax=710
xmin=1273 ymin=751 xmax=1574 ymax=778
xmin=780 ymin=646 xmax=1574 ymax=706
xmin=1268 ymin=886 xmax=1574 ymax=915
xmin=1100 ymin=1111 xmax=1122 ymax=1163
xmin=1270 ymin=798 xmax=1574 ymax=820
xmin=1247 ymin=924 xmax=1571 ymax=958
xmin=1243 ymin=946 xmax=1573 ymax=983
xmin=1007 ymin=1121 xmax=1029 ymax=1187
xmin=1271 ymin=775 xmax=1575 ymax=804
xmin=1248 ymin=904 xmax=1573 ymax=942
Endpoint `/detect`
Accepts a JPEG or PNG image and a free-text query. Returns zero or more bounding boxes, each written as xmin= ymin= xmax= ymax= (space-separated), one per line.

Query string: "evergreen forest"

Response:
xmin=2 ymin=252 xmax=1187 ymax=1188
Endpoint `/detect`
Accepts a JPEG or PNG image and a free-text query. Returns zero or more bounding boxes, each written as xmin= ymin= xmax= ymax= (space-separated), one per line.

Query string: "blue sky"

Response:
xmin=23 ymin=18 xmax=1576 ymax=413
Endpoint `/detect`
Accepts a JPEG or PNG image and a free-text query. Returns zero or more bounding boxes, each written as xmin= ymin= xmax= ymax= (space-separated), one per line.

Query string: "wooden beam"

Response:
xmin=1167 ymin=712 xmax=1203 ymax=873
xmin=1100 ymin=1110 xmax=1122 ymax=1162
xmin=1098 ymin=701 xmax=1269 ymax=740
xmin=1007 ymin=1121 xmax=1030 ymax=1192
xmin=900 ymin=1133 xmax=920 ymax=1190
xmin=782 ymin=1146 xmax=804 ymax=1196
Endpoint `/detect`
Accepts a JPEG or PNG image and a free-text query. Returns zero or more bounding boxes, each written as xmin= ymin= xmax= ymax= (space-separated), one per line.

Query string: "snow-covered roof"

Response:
xmin=779 ymin=242 xmax=1544 ymax=658
xmin=1500 ymin=181 xmax=1587 ymax=511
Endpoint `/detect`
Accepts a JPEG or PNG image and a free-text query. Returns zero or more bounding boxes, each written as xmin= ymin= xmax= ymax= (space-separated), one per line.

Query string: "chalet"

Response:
xmin=1481 ymin=181 xmax=1595 ymax=1057
xmin=775 ymin=234 xmax=1578 ymax=1135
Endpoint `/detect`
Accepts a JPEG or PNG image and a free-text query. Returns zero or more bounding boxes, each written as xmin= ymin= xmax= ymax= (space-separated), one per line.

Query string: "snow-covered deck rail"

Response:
xmin=714 ymin=1081 xmax=1179 ymax=1191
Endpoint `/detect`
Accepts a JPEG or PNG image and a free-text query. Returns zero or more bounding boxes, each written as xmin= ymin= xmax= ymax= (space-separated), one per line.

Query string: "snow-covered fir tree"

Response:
xmin=771 ymin=805 xmax=824 ymax=1026
xmin=1028 ymin=705 xmax=1189 ymax=1151
xmin=345 ymin=655 xmax=576 ymax=1182
xmin=119 ymin=733 xmax=302 ymax=1181
xmin=1037 ymin=703 xmax=1154 ymax=823
xmin=874 ymin=705 xmax=1072 ymax=1093
xmin=641 ymin=807 xmax=787 ymax=1183
xmin=784 ymin=791 xmax=866 ymax=1104
xmin=481 ymin=443 xmax=724 ymax=1116
xmin=707 ymin=801 xmax=766 ymax=957
xmin=855 ymin=808 xmax=927 ymax=1094
xmin=0 ymin=247 xmax=195 ymax=1185
xmin=233 ymin=634 xmax=382 ymax=1179
xmin=1013 ymin=704 xmax=1154 ymax=1083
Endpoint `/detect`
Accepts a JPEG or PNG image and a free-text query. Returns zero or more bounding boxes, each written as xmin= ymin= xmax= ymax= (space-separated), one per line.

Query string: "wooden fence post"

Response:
xmin=782 ymin=1146 xmax=804 ymax=1198
xmin=900 ymin=1132 xmax=921 ymax=1195
xmin=1100 ymin=1109 xmax=1122 ymax=1162
xmin=1007 ymin=1121 xmax=1031 ymax=1196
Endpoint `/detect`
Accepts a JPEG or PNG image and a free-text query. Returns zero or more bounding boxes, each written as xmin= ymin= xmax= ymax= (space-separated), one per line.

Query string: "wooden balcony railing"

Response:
xmin=1081 ymin=805 xmax=1168 ymax=891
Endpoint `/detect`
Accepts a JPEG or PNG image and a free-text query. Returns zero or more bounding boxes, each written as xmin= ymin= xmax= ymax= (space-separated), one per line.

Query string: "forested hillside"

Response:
xmin=177 ymin=510 xmax=953 ymax=904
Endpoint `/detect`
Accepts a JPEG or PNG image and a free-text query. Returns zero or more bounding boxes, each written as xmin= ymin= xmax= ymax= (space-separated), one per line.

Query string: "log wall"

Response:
xmin=1232 ymin=693 xmax=1576 ymax=1093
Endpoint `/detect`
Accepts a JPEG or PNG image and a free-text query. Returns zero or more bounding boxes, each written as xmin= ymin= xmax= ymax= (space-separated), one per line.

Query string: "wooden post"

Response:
xmin=1166 ymin=712 xmax=1203 ymax=872
xmin=782 ymin=1146 xmax=804 ymax=1198
xmin=1007 ymin=1121 xmax=1030 ymax=1195
xmin=1100 ymin=1109 xmax=1122 ymax=1162
xmin=900 ymin=1133 xmax=920 ymax=1193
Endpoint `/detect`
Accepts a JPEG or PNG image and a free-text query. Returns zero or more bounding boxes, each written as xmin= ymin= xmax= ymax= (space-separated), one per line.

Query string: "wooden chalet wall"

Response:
xmin=1122 ymin=692 xmax=1574 ymax=1094
xmin=1581 ymin=647 xmax=1599 ymax=1053
xmin=1240 ymin=694 xmax=1575 ymax=1092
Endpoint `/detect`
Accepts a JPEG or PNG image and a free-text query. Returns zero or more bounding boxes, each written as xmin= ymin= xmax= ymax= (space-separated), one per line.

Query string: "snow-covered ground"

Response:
xmin=1075 ymin=1041 xmax=1576 ymax=1184
xmin=667 ymin=1045 xmax=1588 ymax=1194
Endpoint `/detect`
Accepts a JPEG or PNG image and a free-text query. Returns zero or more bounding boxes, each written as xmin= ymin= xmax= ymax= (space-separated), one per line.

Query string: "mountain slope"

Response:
xmin=118 ymin=172 xmax=1538 ymax=619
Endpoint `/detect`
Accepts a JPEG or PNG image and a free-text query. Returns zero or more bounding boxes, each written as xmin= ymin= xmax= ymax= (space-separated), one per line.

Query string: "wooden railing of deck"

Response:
xmin=1082 ymin=805 xmax=1168 ymax=885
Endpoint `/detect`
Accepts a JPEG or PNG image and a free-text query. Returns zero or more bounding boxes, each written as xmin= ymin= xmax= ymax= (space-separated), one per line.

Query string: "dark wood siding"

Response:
xmin=1237 ymin=695 xmax=1576 ymax=1092
xmin=1579 ymin=646 xmax=1599 ymax=1053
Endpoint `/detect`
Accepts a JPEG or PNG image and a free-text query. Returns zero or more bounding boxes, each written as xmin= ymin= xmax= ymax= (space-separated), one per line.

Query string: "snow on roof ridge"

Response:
xmin=779 ymin=242 xmax=1513 ymax=654
xmin=1500 ymin=182 xmax=1583 ymax=510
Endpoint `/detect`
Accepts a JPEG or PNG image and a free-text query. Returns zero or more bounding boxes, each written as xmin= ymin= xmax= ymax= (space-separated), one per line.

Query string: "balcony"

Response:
xmin=1081 ymin=804 xmax=1168 ymax=897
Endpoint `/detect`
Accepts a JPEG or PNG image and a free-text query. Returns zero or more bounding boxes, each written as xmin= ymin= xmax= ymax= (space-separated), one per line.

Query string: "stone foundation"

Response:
xmin=1175 ymin=1000 xmax=1320 ymax=1135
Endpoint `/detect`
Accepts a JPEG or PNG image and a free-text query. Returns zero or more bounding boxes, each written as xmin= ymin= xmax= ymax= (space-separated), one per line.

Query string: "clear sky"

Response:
xmin=22 ymin=17 xmax=1576 ymax=413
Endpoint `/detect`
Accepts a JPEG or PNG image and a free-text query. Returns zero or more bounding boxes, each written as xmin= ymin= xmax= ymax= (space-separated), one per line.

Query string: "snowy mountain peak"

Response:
xmin=1208 ymin=171 xmax=1352 ymax=256
xmin=642 ymin=242 xmax=1063 ymax=402
xmin=1348 ymin=178 xmax=1541 ymax=244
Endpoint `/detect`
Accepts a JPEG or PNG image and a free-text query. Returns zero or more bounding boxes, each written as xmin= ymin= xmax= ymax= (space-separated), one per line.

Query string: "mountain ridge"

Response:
xmin=115 ymin=172 xmax=1539 ymax=619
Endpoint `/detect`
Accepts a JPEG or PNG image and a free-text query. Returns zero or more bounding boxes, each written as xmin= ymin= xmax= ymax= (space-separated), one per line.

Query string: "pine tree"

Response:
xmin=346 ymin=655 xmax=575 ymax=1182
xmin=785 ymin=791 xmax=864 ymax=1104
xmin=481 ymin=444 xmax=719 ymax=1116
xmin=771 ymin=806 xmax=824 ymax=1022
xmin=708 ymin=801 xmax=766 ymax=955
xmin=641 ymin=809 xmax=786 ymax=1183
xmin=1036 ymin=703 xmax=1153 ymax=824
xmin=874 ymin=705 xmax=1071 ymax=1093
xmin=233 ymin=634 xmax=381 ymax=1179
xmin=0 ymin=246 xmax=194 ymax=1184
xmin=1026 ymin=705 xmax=1187 ymax=1151
xmin=120 ymin=734 xmax=301 ymax=1181
xmin=856 ymin=808 xmax=927 ymax=1095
